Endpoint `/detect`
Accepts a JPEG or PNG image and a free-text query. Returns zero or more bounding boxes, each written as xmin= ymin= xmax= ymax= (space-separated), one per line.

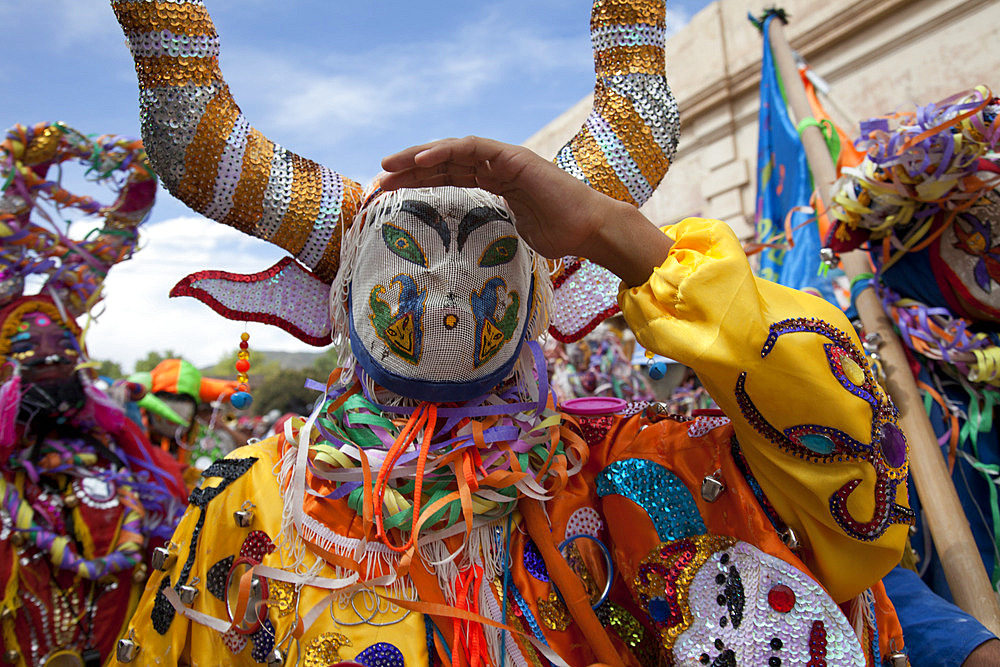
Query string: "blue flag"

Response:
xmin=754 ymin=16 xmax=832 ymax=298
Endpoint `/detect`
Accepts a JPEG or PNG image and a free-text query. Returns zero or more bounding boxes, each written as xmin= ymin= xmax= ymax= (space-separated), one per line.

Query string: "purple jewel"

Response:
xmin=880 ymin=423 xmax=906 ymax=468
xmin=356 ymin=642 xmax=405 ymax=667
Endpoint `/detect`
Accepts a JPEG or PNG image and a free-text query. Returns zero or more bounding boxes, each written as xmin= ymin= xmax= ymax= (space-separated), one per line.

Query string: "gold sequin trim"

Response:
xmin=265 ymin=579 xmax=298 ymax=617
xmin=224 ymin=128 xmax=273 ymax=234
xmin=113 ymin=1 xmax=217 ymax=38
xmin=591 ymin=0 xmax=666 ymax=29
xmin=134 ymin=55 xmax=221 ymax=89
xmin=21 ymin=125 xmax=63 ymax=166
xmin=571 ymin=130 xmax=636 ymax=205
xmin=594 ymin=85 xmax=671 ymax=187
xmin=271 ymin=155 xmax=324 ymax=255
xmin=594 ymin=45 xmax=664 ymax=77
xmin=634 ymin=535 xmax=735 ymax=652
xmin=537 ymin=591 xmax=572 ymax=631
xmin=176 ymin=91 xmax=239 ymax=212
xmin=303 ymin=631 xmax=351 ymax=667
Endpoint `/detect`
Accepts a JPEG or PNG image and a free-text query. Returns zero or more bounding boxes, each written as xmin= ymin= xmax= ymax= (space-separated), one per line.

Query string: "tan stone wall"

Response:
xmin=524 ymin=0 xmax=1000 ymax=239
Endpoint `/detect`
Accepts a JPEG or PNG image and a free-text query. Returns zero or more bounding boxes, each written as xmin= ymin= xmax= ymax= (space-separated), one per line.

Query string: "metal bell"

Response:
xmin=116 ymin=638 xmax=140 ymax=663
xmin=151 ymin=546 xmax=177 ymax=571
xmin=780 ymin=526 xmax=801 ymax=550
xmin=863 ymin=332 xmax=883 ymax=352
xmin=9 ymin=532 xmax=26 ymax=548
xmin=234 ymin=509 xmax=254 ymax=527
xmin=266 ymin=648 xmax=284 ymax=666
xmin=700 ymin=472 xmax=725 ymax=503
xmin=3 ymin=649 xmax=18 ymax=663
xmin=179 ymin=584 xmax=199 ymax=604
xmin=63 ymin=493 xmax=80 ymax=509
xmin=889 ymin=653 xmax=909 ymax=666
xmin=132 ymin=563 xmax=148 ymax=584
xmin=819 ymin=247 xmax=838 ymax=270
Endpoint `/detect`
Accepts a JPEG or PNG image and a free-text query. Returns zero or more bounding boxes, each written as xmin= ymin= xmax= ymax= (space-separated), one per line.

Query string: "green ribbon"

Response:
xmin=796 ymin=117 xmax=841 ymax=164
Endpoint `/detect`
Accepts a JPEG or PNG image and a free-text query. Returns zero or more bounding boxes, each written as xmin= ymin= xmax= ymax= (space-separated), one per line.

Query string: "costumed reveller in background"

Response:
xmin=545 ymin=320 xmax=655 ymax=406
xmin=0 ymin=123 xmax=186 ymax=665
xmin=139 ymin=359 xmax=243 ymax=472
xmin=110 ymin=0 xmax=912 ymax=665
xmin=824 ymin=90 xmax=1000 ymax=666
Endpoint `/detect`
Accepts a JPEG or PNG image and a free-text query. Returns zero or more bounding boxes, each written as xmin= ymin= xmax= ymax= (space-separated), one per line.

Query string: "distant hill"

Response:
xmin=197 ymin=349 xmax=329 ymax=375
xmin=259 ymin=350 xmax=328 ymax=370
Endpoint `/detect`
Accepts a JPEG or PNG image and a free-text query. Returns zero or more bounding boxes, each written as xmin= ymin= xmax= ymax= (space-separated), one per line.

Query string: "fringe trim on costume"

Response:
xmin=273 ymin=411 xmax=413 ymax=603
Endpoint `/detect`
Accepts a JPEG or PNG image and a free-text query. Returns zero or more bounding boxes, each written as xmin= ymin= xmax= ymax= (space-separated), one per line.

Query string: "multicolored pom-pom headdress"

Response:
xmin=119 ymin=0 xmax=680 ymax=399
xmin=0 ymin=121 xmax=156 ymax=340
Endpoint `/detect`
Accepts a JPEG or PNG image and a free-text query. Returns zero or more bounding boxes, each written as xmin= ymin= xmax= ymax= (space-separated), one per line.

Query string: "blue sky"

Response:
xmin=2 ymin=0 xmax=713 ymax=371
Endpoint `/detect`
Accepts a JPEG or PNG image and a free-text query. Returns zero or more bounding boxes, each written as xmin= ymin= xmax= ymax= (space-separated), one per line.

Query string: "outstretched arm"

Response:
xmin=380 ymin=136 xmax=672 ymax=287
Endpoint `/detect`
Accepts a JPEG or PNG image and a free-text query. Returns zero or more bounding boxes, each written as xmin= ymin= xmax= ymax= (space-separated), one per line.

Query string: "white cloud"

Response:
xmin=1 ymin=1 xmax=121 ymax=51
xmin=222 ymin=12 xmax=591 ymax=144
xmin=82 ymin=216 xmax=327 ymax=373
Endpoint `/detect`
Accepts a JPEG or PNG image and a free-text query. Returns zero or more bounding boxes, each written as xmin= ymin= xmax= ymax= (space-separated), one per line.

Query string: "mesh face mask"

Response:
xmin=345 ymin=187 xmax=535 ymax=402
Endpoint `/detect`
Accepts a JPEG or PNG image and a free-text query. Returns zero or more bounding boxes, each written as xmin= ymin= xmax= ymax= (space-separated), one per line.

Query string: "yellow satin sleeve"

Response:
xmin=617 ymin=218 xmax=909 ymax=603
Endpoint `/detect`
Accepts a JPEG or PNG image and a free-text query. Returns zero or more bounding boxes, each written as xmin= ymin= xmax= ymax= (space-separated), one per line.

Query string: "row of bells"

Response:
xmin=116 ymin=506 xmax=257 ymax=663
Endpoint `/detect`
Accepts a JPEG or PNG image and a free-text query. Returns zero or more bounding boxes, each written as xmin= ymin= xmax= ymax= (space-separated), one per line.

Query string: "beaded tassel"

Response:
xmin=231 ymin=331 xmax=253 ymax=409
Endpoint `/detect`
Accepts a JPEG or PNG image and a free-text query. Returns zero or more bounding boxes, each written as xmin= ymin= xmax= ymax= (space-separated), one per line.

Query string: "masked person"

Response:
xmin=0 ymin=124 xmax=186 ymax=666
xmin=109 ymin=1 xmax=912 ymax=665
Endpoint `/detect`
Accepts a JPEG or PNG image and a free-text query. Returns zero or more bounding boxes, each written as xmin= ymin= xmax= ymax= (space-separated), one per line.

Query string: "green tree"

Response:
xmin=134 ymin=350 xmax=179 ymax=373
xmin=251 ymin=367 xmax=318 ymax=417
xmin=93 ymin=359 xmax=124 ymax=379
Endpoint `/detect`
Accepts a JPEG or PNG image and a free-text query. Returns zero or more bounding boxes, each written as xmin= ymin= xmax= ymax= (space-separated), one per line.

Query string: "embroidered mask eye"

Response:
xmin=479 ymin=236 xmax=519 ymax=268
xmin=382 ymin=224 xmax=427 ymax=267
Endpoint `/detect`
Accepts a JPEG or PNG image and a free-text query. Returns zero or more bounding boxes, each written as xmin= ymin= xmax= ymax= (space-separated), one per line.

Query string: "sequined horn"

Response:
xmin=548 ymin=0 xmax=679 ymax=343
xmin=555 ymin=0 xmax=679 ymax=206
xmin=111 ymin=0 xmax=363 ymax=285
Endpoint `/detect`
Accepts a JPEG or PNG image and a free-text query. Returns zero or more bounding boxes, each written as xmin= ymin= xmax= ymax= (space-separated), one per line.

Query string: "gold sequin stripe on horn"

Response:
xmin=593 ymin=83 xmax=670 ymax=194
xmin=591 ymin=0 xmax=665 ymax=28
xmin=175 ymin=92 xmax=239 ymax=213
xmin=112 ymin=0 xmax=216 ymax=37
xmin=112 ymin=0 xmax=363 ymax=283
xmin=271 ymin=155 xmax=324 ymax=256
xmin=554 ymin=0 xmax=679 ymax=207
xmin=224 ymin=128 xmax=274 ymax=236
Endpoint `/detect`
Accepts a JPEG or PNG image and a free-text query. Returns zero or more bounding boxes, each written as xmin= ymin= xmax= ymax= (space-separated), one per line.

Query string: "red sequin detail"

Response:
xmin=767 ymin=584 xmax=795 ymax=613
xmin=239 ymin=530 xmax=276 ymax=562
xmin=807 ymin=620 xmax=828 ymax=666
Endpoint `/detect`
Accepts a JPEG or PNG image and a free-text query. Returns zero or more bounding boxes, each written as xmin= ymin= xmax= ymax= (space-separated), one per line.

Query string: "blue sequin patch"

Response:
xmin=356 ymin=642 xmax=405 ymax=667
xmin=523 ymin=539 xmax=550 ymax=582
xmin=596 ymin=458 xmax=706 ymax=541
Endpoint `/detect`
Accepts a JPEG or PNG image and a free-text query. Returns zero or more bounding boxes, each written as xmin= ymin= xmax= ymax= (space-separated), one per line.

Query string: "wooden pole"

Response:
xmin=767 ymin=18 xmax=1000 ymax=635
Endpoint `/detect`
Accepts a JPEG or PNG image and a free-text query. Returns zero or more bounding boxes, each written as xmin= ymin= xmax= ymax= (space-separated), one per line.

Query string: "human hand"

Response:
xmin=380 ymin=136 xmax=671 ymax=286
xmin=963 ymin=638 xmax=1000 ymax=666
